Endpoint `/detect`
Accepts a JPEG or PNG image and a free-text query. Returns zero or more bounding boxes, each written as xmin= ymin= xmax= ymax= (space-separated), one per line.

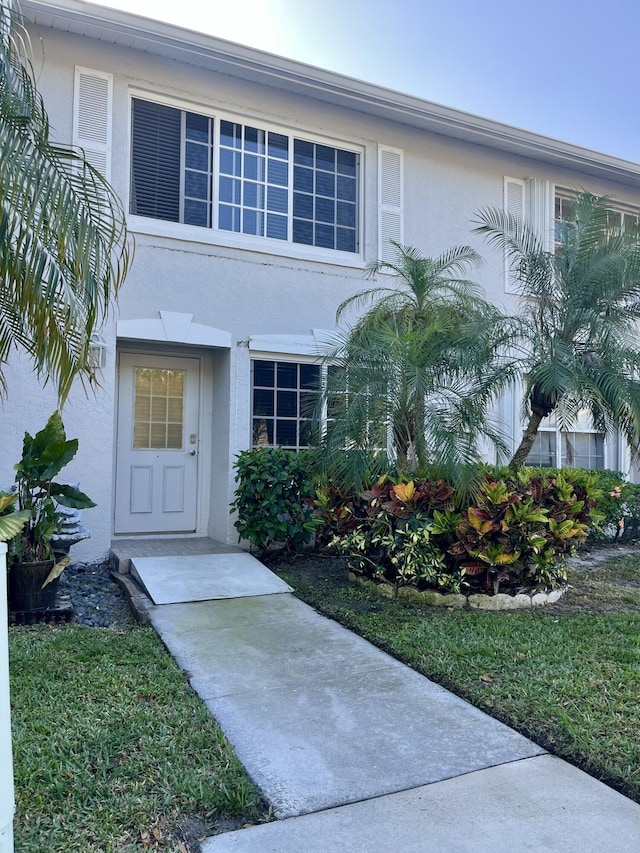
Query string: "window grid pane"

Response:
xmin=219 ymin=122 xmax=289 ymax=240
xmin=524 ymin=430 xmax=557 ymax=467
xmin=183 ymin=112 xmax=214 ymax=228
xmin=561 ymin=432 xmax=604 ymax=470
xmin=252 ymin=359 xmax=320 ymax=451
xmin=293 ymin=139 xmax=358 ymax=253
xmin=133 ymin=368 xmax=184 ymax=449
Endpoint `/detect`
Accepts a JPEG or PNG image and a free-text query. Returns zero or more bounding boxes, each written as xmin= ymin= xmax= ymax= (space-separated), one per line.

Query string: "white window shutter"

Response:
xmin=504 ymin=177 xmax=525 ymax=293
xmin=378 ymin=145 xmax=403 ymax=263
xmin=73 ymin=67 xmax=112 ymax=179
xmin=527 ymin=177 xmax=554 ymax=251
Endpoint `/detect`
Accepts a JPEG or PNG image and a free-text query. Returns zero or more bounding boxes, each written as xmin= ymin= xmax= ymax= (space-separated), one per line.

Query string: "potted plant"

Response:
xmin=7 ymin=412 xmax=96 ymax=613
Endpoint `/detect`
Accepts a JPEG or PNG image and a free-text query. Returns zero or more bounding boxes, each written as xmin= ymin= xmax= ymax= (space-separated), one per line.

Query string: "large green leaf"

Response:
xmin=51 ymin=483 xmax=96 ymax=510
xmin=0 ymin=508 xmax=30 ymax=542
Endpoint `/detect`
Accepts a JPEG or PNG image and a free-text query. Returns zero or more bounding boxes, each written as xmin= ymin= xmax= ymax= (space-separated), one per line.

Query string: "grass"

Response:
xmin=9 ymin=625 xmax=267 ymax=852
xmin=274 ymin=546 xmax=640 ymax=803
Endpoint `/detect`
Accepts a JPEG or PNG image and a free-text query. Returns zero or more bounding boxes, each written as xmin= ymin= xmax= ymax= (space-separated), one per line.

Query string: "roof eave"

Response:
xmin=20 ymin=0 xmax=640 ymax=189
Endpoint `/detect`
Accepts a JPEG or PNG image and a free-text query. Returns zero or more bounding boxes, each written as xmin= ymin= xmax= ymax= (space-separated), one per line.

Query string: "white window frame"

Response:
xmin=250 ymin=356 xmax=323 ymax=452
xmin=555 ymin=187 xmax=640 ymax=243
xmin=127 ymin=90 xmax=365 ymax=269
xmin=525 ymin=424 xmax=607 ymax=471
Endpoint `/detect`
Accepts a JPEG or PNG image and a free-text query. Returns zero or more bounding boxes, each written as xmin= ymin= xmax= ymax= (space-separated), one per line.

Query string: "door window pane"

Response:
xmin=133 ymin=368 xmax=184 ymax=449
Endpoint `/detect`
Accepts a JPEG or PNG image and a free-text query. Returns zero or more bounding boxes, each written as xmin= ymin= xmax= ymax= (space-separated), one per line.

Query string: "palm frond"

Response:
xmin=0 ymin=1 xmax=131 ymax=401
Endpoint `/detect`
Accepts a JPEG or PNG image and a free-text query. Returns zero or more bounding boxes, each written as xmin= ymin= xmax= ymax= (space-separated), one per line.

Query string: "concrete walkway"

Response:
xmin=119 ymin=543 xmax=640 ymax=852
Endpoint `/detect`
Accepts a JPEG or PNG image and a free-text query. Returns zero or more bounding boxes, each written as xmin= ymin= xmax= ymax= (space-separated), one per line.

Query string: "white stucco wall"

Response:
xmin=2 ymin=19 xmax=638 ymax=560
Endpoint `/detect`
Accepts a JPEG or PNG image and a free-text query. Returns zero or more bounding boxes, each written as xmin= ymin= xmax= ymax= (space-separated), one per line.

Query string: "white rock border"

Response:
xmin=349 ymin=573 xmax=569 ymax=610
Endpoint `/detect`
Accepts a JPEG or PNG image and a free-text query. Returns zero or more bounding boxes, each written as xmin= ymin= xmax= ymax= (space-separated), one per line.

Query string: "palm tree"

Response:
xmin=474 ymin=191 xmax=640 ymax=469
xmin=317 ymin=242 xmax=519 ymax=488
xmin=0 ymin=1 xmax=131 ymax=401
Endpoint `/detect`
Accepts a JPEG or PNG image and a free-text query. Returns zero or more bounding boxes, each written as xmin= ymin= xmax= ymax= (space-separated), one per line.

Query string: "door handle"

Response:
xmin=188 ymin=449 xmax=197 ymax=456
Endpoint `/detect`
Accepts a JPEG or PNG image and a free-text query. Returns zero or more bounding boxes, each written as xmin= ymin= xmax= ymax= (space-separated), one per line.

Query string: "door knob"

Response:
xmin=188 ymin=449 xmax=197 ymax=456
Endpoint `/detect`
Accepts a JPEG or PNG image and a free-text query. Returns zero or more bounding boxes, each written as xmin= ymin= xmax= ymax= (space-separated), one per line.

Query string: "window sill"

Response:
xmin=128 ymin=216 xmax=367 ymax=270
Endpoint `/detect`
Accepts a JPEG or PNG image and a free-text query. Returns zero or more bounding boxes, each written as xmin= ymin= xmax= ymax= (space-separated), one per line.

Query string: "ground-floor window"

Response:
xmin=524 ymin=408 xmax=605 ymax=470
xmin=251 ymin=359 xmax=320 ymax=450
xmin=525 ymin=430 xmax=605 ymax=469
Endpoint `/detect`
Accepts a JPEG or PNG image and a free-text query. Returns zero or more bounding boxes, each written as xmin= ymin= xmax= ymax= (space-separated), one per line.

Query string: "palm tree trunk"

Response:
xmin=509 ymin=410 xmax=545 ymax=470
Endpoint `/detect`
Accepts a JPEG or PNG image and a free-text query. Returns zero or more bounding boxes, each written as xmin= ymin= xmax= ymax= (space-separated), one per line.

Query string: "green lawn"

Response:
xmin=275 ymin=548 xmax=640 ymax=803
xmin=9 ymin=549 xmax=640 ymax=851
xmin=9 ymin=625 xmax=267 ymax=853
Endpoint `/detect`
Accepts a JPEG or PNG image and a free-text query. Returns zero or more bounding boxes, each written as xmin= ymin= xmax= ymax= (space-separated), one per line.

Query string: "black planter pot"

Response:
xmin=8 ymin=560 xmax=58 ymax=612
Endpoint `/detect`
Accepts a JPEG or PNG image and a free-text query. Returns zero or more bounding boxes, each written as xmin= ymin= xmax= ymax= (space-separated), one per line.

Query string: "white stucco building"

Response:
xmin=4 ymin=0 xmax=640 ymax=561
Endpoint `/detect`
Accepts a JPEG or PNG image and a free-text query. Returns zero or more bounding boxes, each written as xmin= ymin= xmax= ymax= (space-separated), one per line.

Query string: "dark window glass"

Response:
xmin=268 ymin=133 xmax=289 ymax=159
xmin=219 ymin=177 xmax=240 ymax=204
xmin=276 ymin=420 xmax=297 ymax=446
xmin=218 ymin=204 xmax=240 ymax=232
xmin=185 ymin=141 xmax=209 ymax=172
xmin=186 ymin=112 xmax=209 ymax=142
xmin=316 ymin=197 xmax=335 ymax=224
xmin=337 ymin=149 xmax=357 ymax=176
xmin=293 ymin=166 xmax=313 ymax=193
xmin=253 ymin=388 xmax=274 ymax=417
xmin=268 ymin=159 xmax=288 ymax=186
xmin=253 ymin=360 xmax=275 ymax=387
xmin=293 ymin=192 xmax=313 ymax=220
xmin=300 ymin=364 xmax=320 ymax=389
xmin=267 ymin=214 xmax=287 ymax=240
xmin=294 ymin=139 xmax=314 ymax=166
xmin=293 ymin=219 xmax=313 ymax=245
xmin=337 ymin=175 xmax=356 ymax=201
xmin=277 ymin=390 xmax=298 ymax=417
xmin=220 ymin=120 xmax=241 ymax=148
xmin=316 ymin=145 xmax=336 ymax=171
xmin=267 ymin=186 xmax=288 ymax=213
xmin=336 ymin=228 xmax=356 ymax=252
xmin=315 ymin=223 xmax=335 ymax=249
xmin=315 ymin=171 xmax=335 ymax=197
xmin=337 ymin=202 xmax=356 ymax=227
xmin=185 ymin=171 xmax=208 ymax=199
xmin=277 ymin=362 xmax=297 ymax=388
xmin=184 ymin=200 xmax=208 ymax=227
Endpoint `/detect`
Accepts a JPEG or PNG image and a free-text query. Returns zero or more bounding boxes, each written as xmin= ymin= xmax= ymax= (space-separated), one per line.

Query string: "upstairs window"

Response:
xmin=555 ymin=191 xmax=640 ymax=244
xmin=130 ymin=98 xmax=360 ymax=254
xmin=130 ymin=100 xmax=215 ymax=226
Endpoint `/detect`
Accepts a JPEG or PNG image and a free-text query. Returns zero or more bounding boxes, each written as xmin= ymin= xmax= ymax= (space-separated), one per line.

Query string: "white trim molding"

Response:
xmin=117 ymin=311 xmax=232 ymax=348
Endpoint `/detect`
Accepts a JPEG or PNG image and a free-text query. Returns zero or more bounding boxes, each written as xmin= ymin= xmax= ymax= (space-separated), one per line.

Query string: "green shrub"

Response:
xmin=328 ymin=475 xmax=463 ymax=594
xmin=231 ymin=447 xmax=319 ymax=555
xmin=450 ymin=470 xmax=594 ymax=593
xmin=327 ymin=469 xmax=601 ymax=595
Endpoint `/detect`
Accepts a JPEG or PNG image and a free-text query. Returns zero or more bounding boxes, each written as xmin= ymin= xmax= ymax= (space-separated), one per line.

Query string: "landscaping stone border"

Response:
xmin=349 ymin=573 xmax=569 ymax=610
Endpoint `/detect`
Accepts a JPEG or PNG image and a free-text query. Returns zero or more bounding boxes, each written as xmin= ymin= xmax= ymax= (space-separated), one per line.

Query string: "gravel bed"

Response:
xmin=58 ymin=560 xmax=137 ymax=628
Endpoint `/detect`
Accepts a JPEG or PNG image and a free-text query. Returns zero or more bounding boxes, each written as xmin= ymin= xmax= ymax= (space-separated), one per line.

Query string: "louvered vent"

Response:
xmin=504 ymin=177 xmax=525 ymax=293
xmin=73 ymin=67 xmax=112 ymax=179
xmin=378 ymin=146 xmax=403 ymax=263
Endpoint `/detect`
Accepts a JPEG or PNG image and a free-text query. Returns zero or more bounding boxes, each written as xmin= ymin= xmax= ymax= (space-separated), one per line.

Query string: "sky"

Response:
xmin=98 ymin=0 xmax=640 ymax=163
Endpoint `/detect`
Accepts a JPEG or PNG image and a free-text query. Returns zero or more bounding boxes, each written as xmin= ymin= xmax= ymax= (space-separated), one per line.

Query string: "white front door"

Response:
xmin=115 ymin=353 xmax=200 ymax=534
